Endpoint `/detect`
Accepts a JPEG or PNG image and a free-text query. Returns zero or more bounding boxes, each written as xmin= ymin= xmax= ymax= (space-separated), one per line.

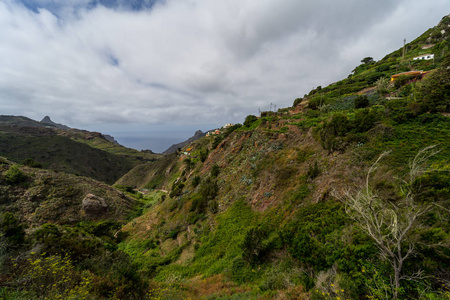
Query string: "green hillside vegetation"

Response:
xmin=0 ymin=158 xmax=150 ymax=299
xmin=1 ymin=15 xmax=450 ymax=300
xmin=58 ymin=128 xmax=161 ymax=161
xmin=0 ymin=116 xmax=162 ymax=184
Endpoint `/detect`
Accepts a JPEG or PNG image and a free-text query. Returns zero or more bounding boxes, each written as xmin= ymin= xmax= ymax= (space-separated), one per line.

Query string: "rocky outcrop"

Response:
xmin=163 ymin=130 xmax=206 ymax=154
xmin=40 ymin=116 xmax=71 ymax=130
xmin=81 ymin=193 xmax=108 ymax=218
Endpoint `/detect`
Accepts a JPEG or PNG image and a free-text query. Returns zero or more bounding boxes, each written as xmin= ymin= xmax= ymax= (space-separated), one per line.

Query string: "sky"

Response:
xmin=1 ymin=0 xmax=449 ymax=152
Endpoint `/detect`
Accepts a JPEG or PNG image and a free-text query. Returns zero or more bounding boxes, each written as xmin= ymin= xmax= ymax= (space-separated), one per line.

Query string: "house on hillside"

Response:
xmin=206 ymin=129 xmax=221 ymax=137
xmin=390 ymin=70 xmax=429 ymax=82
xmin=413 ymin=54 xmax=434 ymax=61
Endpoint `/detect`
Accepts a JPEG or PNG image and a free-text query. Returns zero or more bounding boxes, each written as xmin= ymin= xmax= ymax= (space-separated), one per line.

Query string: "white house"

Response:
xmin=413 ymin=54 xmax=434 ymax=61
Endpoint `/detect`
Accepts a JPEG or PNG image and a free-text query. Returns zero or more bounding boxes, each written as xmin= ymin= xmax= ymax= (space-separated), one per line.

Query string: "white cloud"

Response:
xmin=0 ymin=0 xmax=449 ymax=150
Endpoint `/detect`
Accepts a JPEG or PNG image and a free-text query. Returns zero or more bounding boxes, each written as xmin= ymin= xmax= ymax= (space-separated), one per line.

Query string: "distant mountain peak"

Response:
xmin=41 ymin=116 xmax=53 ymax=123
xmin=163 ymin=130 xmax=206 ymax=154
xmin=40 ymin=116 xmax=70 ymax=130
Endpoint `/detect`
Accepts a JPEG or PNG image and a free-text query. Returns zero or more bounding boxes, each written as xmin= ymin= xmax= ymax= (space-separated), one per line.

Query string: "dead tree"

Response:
xmin=339 ymin=145 xmax=440 ymax=299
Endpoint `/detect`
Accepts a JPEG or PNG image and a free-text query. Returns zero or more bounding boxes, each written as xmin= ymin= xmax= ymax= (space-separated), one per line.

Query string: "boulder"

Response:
xmin=81 ymin=193 xmax=108 ymax=218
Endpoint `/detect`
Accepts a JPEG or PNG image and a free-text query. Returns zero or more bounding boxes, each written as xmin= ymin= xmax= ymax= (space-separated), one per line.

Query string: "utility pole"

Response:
xmin=402 ymin=38 xmax=406 ymax=58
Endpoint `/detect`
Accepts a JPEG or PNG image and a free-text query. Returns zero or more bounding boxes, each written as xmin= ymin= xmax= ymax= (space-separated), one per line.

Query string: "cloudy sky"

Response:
xmin=1 ymin=0 xmax=449 ymax=152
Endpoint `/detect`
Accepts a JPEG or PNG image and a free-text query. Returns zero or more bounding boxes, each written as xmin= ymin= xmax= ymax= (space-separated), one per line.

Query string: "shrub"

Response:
xmin=241 ymin=226 xmax=270 ymax=266
xmin=190 ymin=193 xmax=208 ymax=214
xmin=307 ymin=95 xmax=324 ymax=110
xmin=319 ymin=113 xmax=351 ymax=154
xmin=376 ymin=77 xmax=390 ymax=95
xmin=307 ymin=161 xmax=321 ymax=179
xmin=210 ymin=164 xmax=220 ymax=178
xmin=376 ymin=64 xmax=390 ymax=72
xmin=199 ymin=177 xmax=218 ymax=201
xmin=10 ymin=253 xmax=91 ymax=299
xmin=4 ymin=165 xmax=26 ymax=184
xmin=0 ymin=212 xmax=25 ymax=248
xmin=170 ymin=181 xmax=185 ymax=198
xmin=353 ymin=108 xmax=378 ymax=133
xmin=354 ymin=95 xmax=369 ymax=109
xmin=394 ymin=75 xmax=414 ymax=88
xmin=183 ymin=157 xmax=193 ymax=170
xmin=208 ymin=200 xmax=219 ymax=214
xmin=415 ymin=68 xmax=450 ymax=113
xmin=231 ymin=258 xmax=255 ymax=284
xmin=199 ymin=149 xmax=208 ymax=162
xmin=21 ymin=158 xmax=42 ymax=168
xmin=365 ymin=72 xmax=385 ymax=85
xmin=212 ymin=136 xmax=224 ymax=149
xmin=191 ymin=175 xmax=201 ymax=188
xmin=243 ymin=115 xmax=258 ymax=127
xmin=293 ymin=98 xmax=303 ymax=106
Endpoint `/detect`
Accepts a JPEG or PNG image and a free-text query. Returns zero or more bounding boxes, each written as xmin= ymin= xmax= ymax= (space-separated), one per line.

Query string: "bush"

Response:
xmin=183 ymin=157 xmax=193 ymax=170
xmin=319 ymin=113 xmax=352 ymax=154
xmin=22 ymin=158 xmax=42 ymax=168
xmin=353 ymin=108 xmax=378 ymax=133
xmin=191 ymin=175 xmax=201 ymax=188
xmin=415 ymin=68 xmax=450 ymax=113
xmin=231 ymin=258 xmax=255 ymax=284
xmin=210 ymin=164 xmax=220 ymax=178
xmin=0 ymin=212 xmax=25 ymax=248
xmin=170 ymin=181 xmax=185 ymax=198
xmin=293 ymin=98 xmax=303 ymax=106
xmin=241 ymin=226 xmax=270 ymax=266
xmin=212 ymin=136 xmax=224 ymax=149
xmin=199 ymin=149 xmax=208 ymax=162
xmin=307 ymin=161 xmax=321 ymax=179
xmin=4 ymin=165 xmax=26 ymax=184
xmin=199 ymin=177 xmax=218 ymax=201
xmin=190 ymin=193 xmax=208 ymax=214
xmin=9 ymin=253 xmax=91 ymax=299
xmin=394 ymin=75 xmax=414 ymax=89
xmin=243 ymin=115 xmax=258 ymax=127
xmin=365 ymin=72 xmax=385 ymax=85
xmin=354 ymin=95 xmax=369 ymax=109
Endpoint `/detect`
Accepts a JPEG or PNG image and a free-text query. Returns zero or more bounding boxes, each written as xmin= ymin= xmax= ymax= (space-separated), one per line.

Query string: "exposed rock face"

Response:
xmin=81 ymin=193 xmax=108 ymax=218
xmin=103 ymin=134 xmax=120 ymax=145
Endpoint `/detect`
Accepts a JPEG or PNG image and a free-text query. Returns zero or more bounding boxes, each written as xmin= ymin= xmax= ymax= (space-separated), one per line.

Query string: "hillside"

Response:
xmin=0 ymin=157 xmax=137 ymax=226
xmin=113 ymin=15 xmax=450 ymax=299
xmin=1 ymin=15 xmax=449 ymax=300
xmin=0 ymin=115 xmax=162 ymax=184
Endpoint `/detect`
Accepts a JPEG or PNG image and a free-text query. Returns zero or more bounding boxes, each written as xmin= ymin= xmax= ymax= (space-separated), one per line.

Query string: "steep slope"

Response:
xmin=112 ymin=16 xmax=450 ymax=299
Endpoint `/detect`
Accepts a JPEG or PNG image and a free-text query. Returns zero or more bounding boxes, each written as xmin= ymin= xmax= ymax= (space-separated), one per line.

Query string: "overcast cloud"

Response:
xmin=0 ymin=0 xmax=449 ymax=152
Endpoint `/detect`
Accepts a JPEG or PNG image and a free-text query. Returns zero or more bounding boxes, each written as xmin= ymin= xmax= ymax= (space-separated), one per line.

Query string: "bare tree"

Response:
xmin=338 ymin=145 xmax=440 ymax=299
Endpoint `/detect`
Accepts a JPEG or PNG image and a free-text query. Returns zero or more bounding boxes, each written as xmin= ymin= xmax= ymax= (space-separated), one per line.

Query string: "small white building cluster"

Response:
xmin=413 ymin=54 xmax=434 ymax=61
